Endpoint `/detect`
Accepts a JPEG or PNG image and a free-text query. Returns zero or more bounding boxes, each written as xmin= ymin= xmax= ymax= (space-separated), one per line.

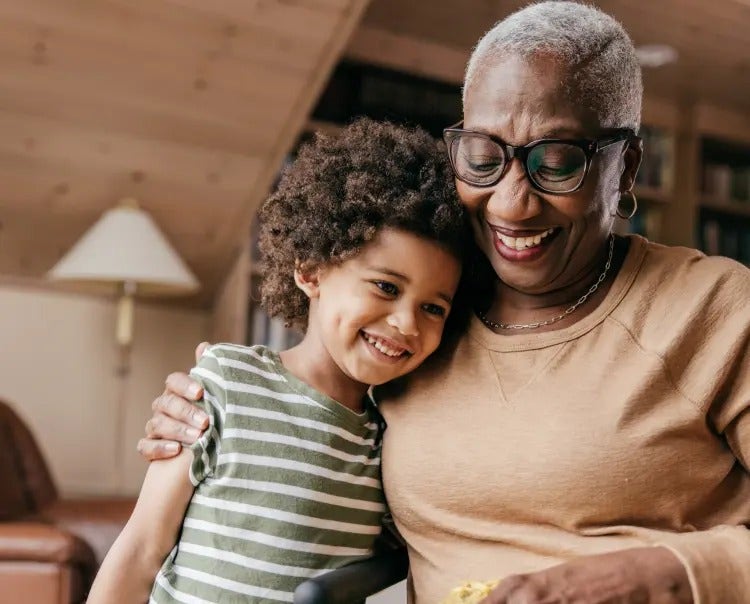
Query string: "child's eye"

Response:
xmin=422 ymin=303 xmax=447 ymax=317
xmin=372 ymin=281 xmax=399 ymax=296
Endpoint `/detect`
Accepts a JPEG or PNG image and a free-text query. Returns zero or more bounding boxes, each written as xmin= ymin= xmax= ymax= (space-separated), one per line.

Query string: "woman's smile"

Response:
xmin=488 ymin=224 xmax=562 ymax=262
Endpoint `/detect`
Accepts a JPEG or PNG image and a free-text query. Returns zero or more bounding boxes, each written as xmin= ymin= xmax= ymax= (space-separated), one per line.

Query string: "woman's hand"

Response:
xmin=136 ymin=342 xmax=211 ymax=461
xmin=482 ymin=546 xmax=692 ymax=604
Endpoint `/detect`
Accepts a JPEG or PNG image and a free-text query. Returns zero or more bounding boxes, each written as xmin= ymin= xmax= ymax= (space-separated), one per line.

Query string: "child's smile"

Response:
xmin=360 ymin=330 xmax=414 ymax=362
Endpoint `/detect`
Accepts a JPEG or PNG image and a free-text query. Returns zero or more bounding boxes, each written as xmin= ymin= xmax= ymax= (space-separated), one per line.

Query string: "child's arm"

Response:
xmin=87 ymin=450 xmax=195 ymax=604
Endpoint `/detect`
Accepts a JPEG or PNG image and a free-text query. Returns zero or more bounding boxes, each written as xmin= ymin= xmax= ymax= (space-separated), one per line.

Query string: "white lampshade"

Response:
xmin=48 ymin=199 xmax=199 ymax=296
xmin=49 ymin=199 xmax=199 ymax=347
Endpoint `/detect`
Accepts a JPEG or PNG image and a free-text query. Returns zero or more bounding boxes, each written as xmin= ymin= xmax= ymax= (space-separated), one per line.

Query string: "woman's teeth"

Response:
xmin=496 ymin=228 xmax=556 ymax=250
xmin=363 ymin=333 xmax=407 ymax=358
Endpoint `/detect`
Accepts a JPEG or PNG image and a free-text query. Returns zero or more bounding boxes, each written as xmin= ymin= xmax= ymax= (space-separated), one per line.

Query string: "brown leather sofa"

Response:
xmin=0 ymin=398 xmax=136 ymax=603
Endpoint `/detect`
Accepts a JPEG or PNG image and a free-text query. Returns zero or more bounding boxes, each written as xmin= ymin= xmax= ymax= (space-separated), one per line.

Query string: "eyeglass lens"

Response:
xmin=450 ymin=133 xmax=587 ymax=192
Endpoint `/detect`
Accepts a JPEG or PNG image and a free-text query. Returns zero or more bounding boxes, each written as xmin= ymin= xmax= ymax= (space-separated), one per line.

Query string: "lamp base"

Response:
xmin=115 ymin=282 xmax=136 ymax=348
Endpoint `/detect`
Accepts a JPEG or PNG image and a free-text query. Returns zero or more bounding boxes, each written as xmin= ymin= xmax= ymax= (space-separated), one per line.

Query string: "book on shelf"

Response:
xmin=635 ymin=126 xmax=674 ymax=193
xmin=700 ymin=216 xmax=750 ymax=265
xmin=704 ymin=164 xmax=750 ymax=203
xmin=701 ymin=135 xmax=750 ymax=204
xmin=617 ymin=205 xmax=662 ymax=241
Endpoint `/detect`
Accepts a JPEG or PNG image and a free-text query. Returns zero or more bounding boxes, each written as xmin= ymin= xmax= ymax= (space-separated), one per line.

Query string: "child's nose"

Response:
xmin=386 ymin=308 xmax=419 ymax=337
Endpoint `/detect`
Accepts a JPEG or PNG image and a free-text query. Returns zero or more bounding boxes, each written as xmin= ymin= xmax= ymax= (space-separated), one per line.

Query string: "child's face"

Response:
xmin=303 ymin=228 xmax=461 ymax=387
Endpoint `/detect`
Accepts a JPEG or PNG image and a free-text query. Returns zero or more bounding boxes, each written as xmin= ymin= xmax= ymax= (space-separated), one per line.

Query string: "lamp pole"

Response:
xmin=114 ymin=280 xmax=135 ymax=492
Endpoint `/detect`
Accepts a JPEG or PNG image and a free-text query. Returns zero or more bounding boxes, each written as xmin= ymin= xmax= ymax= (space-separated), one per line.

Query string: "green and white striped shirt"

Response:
xmin=150 ymin=344 xmax=386 ymax=603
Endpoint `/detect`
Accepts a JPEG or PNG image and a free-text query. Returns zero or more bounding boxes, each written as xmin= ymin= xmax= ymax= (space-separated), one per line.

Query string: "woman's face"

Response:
xmin=459 ymin=54 xmax=641 ymax=295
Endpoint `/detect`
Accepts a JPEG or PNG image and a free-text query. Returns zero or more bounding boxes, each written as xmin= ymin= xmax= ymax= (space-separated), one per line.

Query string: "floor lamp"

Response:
xmin=47 ymin=198 xmax=199 ymax=491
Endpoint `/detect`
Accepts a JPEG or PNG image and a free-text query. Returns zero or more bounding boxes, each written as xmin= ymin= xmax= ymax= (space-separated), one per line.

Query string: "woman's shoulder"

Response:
xmin=616 ymin=236 xmax=750 ymax=338
xmin=634 ymin=236 xmax=749 ymax=302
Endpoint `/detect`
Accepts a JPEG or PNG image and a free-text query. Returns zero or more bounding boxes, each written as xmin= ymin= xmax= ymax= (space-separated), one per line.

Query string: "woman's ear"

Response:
xmin=620 ymin=137 xmax=643 ymax=192
xmin=294 ymin=264 xmax=321 ymax=299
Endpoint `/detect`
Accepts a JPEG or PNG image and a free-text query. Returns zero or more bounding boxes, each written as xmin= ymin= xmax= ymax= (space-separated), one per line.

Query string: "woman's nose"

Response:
xmin=485 ymin=159 xmax=542 ymax=222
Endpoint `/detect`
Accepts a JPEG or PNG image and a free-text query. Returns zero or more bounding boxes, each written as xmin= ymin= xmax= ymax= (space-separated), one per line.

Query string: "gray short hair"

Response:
xmin=463 ymin=1 xmax=642 ymax=132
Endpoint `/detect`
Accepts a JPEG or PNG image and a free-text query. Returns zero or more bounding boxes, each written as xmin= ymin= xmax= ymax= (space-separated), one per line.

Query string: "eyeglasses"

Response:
xmin=443 ymin=122 xmax=636 ymax=194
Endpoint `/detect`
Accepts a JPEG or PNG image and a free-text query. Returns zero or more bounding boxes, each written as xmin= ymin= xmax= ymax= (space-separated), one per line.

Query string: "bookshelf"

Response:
xmin=697 ymin=136 xmax=750 ymax=264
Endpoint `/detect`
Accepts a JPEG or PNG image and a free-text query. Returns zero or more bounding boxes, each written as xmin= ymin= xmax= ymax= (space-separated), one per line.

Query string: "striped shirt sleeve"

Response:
xmin=188 ymin=346 xmax=228 ymax=485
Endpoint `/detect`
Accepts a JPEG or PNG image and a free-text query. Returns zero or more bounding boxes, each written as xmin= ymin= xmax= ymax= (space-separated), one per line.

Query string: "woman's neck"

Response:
xmin=485 ymin=236 xmax=629 ymax=332
xmin=278 ymin=328 xmax=369 ymax=413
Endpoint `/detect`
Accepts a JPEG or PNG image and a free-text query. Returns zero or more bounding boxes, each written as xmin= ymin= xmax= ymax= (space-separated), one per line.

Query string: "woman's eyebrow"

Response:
xmin=538 ymin=127 xmax=584 ymax=139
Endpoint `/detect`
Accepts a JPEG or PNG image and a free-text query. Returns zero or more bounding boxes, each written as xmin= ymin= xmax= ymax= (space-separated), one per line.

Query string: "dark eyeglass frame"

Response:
xmin=442 ymin=121 xmax=638 ymax=194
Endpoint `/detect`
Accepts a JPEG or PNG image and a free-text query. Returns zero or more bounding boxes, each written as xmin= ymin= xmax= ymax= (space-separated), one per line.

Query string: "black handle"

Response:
xmin=293 ymin=548 xmax=408 ymax=604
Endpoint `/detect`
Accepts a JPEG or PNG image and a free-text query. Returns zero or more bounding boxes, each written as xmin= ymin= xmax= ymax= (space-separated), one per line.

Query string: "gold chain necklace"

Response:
xmin=477 ymin=234 xmax=615 ymax=331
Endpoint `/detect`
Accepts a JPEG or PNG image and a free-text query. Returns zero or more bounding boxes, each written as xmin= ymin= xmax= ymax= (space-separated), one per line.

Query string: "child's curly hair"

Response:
xmin=258 ymin=117 xmax=466 ymax=330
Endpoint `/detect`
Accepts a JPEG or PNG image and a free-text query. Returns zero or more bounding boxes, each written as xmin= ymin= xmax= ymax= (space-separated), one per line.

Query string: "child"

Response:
xmin=88 ymin=118 xmax=466 ymax=603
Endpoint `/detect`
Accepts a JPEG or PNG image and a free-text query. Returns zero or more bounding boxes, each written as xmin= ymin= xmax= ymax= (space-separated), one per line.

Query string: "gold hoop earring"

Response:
xmin=616 ymin=190 xmax=638 ymax=220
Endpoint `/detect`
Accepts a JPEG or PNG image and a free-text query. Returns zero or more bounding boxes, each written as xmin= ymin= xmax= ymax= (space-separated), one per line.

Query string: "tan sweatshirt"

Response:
xmin=379 ymin=236 xmax=750 ymax=604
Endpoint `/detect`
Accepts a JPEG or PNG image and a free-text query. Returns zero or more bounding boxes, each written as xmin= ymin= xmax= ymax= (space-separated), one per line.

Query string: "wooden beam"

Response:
xmin=211 ymin=241 xmax=251 ymax=344
xmin=641 ymin=96 xmax=681 ymax=131
xmin=660 ymin=103 xmax=700 ymax=248
xmin=694 ymin=103 xmax=750 ymax=144
xmin=346 ymin=26 xmax=468 ymax=84
xmin=218 ymin=0 xmax=372 ymax=251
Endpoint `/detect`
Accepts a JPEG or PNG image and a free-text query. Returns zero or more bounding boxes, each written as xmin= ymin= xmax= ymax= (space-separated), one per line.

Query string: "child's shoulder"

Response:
xmin=203 ymin=342 xmax=276 ymax=364
xmin=199 ymin=343 xmax=285 ymax=384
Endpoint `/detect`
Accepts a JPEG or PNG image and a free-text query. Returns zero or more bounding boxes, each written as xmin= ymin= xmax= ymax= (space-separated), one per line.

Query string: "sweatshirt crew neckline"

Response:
xmin=468 ymin=234 xmax=648 ymax=352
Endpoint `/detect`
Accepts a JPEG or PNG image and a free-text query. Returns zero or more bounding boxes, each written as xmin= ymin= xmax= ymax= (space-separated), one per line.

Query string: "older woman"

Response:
xmin=138 ymin=2 xmax=750 ymax=603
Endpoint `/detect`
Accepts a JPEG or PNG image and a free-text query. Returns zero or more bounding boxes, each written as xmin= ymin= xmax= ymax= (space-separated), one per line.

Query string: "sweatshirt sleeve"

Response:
xmin=658 ymin=267 xmax=750 ymax=604
xmin=659 ymin=523 xmax=750 ymax=603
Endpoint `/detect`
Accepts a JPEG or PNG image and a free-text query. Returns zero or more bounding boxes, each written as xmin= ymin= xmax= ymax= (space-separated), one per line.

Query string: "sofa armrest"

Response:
xmin=40 ymin=498 xmax=135 ymax=565
xmin=42 ymin=498 xmax=136 ymax=525
xmin=294 ymin=547 xmax=408 ymax=604
xmin=0 ymin=522 xmax=95 ymax=567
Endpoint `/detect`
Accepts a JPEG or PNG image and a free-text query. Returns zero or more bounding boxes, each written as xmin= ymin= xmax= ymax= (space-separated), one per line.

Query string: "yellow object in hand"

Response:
xmin=441 ymin=580 xmax=501 ymax=604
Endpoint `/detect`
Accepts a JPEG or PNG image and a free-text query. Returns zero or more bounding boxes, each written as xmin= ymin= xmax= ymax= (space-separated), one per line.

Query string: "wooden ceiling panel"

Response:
xmin=0 ymin=152 xmax=250 ymax=272
xmin=0 ymin=151 xmax=249 ymax=217
xmin=0 ymin=87 xmax=279 ymax=157
xmin=0 ymin=18 xmax=305 ymax=114
xmin=0 ymin=110 xmax=263 ymax=193
xmin=0 ymin=0 xmax=370 ymax=307
xmin=163 ymin=0 xmax=349 ymax=42
xmin=0 ymin=0 xmax=330 ymax=73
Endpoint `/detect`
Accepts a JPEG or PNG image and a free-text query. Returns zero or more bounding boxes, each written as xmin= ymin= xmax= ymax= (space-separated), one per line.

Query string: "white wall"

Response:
xmin=0 ymin=284 xmax=209 ymax=496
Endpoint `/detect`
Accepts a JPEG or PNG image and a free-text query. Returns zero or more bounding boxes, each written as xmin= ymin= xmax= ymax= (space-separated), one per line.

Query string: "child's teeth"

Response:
xmin=365 ymin=334 xmax=404 ymax=357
